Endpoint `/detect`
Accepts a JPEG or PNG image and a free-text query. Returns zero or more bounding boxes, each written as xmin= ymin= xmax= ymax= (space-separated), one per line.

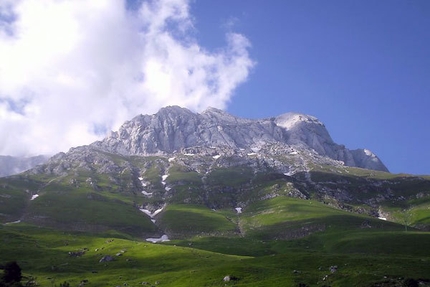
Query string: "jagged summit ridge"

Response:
xmin=91 ymin=106 xmax=388 ymax=172
xmin=93 ymin=106 xmax=283 ymax=154
xmin=275 ymin=112 xmax=325 ymax=129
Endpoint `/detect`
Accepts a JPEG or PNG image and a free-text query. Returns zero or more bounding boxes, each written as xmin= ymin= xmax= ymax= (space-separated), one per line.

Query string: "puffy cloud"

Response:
xmin=0 ymin=0 xmax=254 ymax=156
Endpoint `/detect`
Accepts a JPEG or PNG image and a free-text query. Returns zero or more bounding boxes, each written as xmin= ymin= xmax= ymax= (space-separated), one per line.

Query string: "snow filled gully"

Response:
xmin=146 ymin=235 xmax=170 ymax=243
xmin=138 ymin=177 xmax=153 ymax=197
xmin=139 ymin=204 xmax=170 ymax=243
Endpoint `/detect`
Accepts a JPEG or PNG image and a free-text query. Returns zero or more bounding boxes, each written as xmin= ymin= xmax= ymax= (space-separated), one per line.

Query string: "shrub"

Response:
xmin=1 ymin=262 xmax=22 ymax=285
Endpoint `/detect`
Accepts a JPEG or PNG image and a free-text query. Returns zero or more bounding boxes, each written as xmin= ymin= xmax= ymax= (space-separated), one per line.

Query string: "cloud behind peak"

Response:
xmin=0 ymin=0 xmax=254 ymax=156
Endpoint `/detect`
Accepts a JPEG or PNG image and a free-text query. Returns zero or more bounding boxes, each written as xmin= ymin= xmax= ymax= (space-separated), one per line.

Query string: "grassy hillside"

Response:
xmin=157 ymin=204 xmax=238 ymax=237
xmin=1 ymin=153 xmax=430 ymax=286
xmin=1 ymin=219 xmax=429 ymax=286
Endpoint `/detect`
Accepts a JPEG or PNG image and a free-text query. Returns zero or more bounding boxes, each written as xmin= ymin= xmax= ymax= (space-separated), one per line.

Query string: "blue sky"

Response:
xmin=0 ymin=0 xmax=429 ymax=175
xmin=192 ymin=1 xmax=430 ymax=175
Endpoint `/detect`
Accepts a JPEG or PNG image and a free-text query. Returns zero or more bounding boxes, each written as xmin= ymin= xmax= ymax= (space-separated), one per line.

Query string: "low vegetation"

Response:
xmin=1 ymin=153 xmax=430 ymax=286
xmin=1 ymin=195 xmax=429 ymax=286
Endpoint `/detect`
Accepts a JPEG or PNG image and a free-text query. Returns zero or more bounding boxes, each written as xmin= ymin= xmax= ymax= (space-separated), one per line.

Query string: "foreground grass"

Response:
xmin=1 ymin=193 xmax=429 ymax=286
xmin=1 ymin=222 xmax=429 ymax=287
xmin=0 ymin=224 xmax=248 ymax=286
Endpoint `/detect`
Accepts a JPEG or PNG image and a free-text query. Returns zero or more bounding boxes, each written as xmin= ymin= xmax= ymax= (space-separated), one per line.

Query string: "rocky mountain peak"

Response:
xmin=201 ymin=106 xmax=226 ymax=115
xmin=275 ymin=112 xmax=325 ymax=130
xmin=157 ymin=105 xmax=196 ymax=118
xmin=90 ymin=107 xmax=388 ymax=172
xmin=201 ymin=106 xmax=246 ymax=123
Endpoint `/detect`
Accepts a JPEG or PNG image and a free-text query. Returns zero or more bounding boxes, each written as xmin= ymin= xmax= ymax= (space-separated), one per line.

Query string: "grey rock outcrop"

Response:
xmin=92 ymin=106 xmax=286 ymax=154
xmin=92 ymin=106 xmax=388 ymax=172
xmin=274 ymin=112 xmax=388 ymax=171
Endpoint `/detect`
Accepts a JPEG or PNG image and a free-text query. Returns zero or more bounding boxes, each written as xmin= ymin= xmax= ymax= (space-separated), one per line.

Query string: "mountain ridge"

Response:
xmin=9 ymin=105 xmax=423 ymax=235
xmin=91 ymin=106 xmax=388 ymax=172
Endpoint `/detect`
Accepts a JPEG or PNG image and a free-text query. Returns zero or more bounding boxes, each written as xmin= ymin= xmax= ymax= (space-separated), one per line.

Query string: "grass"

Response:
xmin=167 ymin=164 xmax=202 ymax=183
xmin=206 ymin=167 xmax=254 ymax=186
xmin=0 ymin=224 xmax=248 ymax=287
xmin=2 ymin=156 xmax=430 ymax=286
xmin=0 ymin=176 xmax=44 ymax=222
xmin=323 ymin=230 xmax=430 ymax=256
xmin=1 ymin=221 xmax=429 ymax=287
xmin=24 ymin=188 xmax=157 ymax=236
xmin=157 ymin=204 xmax=237 ymax=237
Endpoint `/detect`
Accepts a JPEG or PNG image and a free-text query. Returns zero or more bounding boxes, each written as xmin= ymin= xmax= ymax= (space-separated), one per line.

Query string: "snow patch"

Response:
xmin=141 ymin=190 xmax=153 ymax=197
xmin=31 ymin=194 xmax=39 ymax=200
xmin=289 ymin=151 xmax=298 ymax=155
xmin=364 ymin=149 xmax=380 ymax=162
xmin=138 ymin=177 xmax=148 ymax=187
xmin=247 ymin=152 xmax=257 ymax=156
xmin=5 ymin=220 xmax=21 ymax=225
xmin=146 ymin=235 xmax=170 ymax=243
xmin=139 ymin=209 xmax=152 ymax=217
xmin=235 ymin=207 xmax=242 ymax=214
xmin=212 ymin=154 xmax=221 ymax=159
xmin=251 ymin=147 xmax=261 ymax=153
xmin=152 ymin=206 xmax=165 ymax=217
xmin=140 ymin=205 xmax=165 ymax=218
xmin=161 ymin=174 xmax=169 ymax=186
xmin=378 ymin=209 xmax=387 ymax=221
xmin=275 ymin=113 xmax=323 ymax=129
xmin=165 ymin=186 xmax=171 ymax=191
xmin=168 ymin=157 xmax=175 ymax=162
xmin=184 ymin=153 xmax=194 ymax=156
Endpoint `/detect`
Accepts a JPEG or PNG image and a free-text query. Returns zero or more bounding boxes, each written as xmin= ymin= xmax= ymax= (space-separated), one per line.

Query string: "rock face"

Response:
xmin=93 ymin=106 xmax=284 ymax=155
xmin=274 ymin=112 xmax=387 ymax=171
xmin=0 ymin=155 xmax=48 ymax=177
xmin=92 ymin=106 xmax=388 ymax=172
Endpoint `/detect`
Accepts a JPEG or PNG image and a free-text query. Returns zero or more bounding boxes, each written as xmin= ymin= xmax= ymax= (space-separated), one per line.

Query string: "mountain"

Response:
xmin=0 ymin=155 xmax=48 ymax=177
xmin=91 ymin=106 xmax=388 ymax=172
xmin=3 ymin=106 xmax=426 ymax=232
xmin=1 ymin=106 xmax=429 ymax=231
xmin=1 ymin=106 xmax=430 ymax=286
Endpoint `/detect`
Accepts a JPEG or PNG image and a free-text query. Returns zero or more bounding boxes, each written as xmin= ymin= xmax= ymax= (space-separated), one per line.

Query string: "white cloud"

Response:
xmin=0 ymin=0 xmax=254 ymax=156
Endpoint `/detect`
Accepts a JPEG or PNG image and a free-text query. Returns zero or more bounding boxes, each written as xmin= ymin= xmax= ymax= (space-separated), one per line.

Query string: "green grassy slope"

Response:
xmin=1 ymin=220 xmax=429 ymax=287
xmin=157 ymin=204 xmax=238 ymax=237
xmin=25 ymin=189 xmax=157 ymax=235
xmin=1 ymin=153 xmax=430 ymax=286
